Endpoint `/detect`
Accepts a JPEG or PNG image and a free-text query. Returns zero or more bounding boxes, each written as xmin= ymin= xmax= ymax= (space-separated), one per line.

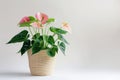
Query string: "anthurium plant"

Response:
xmin=7 ymin=12 xmax=71 ymax=57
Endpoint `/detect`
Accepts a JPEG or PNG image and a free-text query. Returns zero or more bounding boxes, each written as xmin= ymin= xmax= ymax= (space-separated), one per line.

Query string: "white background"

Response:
xmin=0 ymin=0 xmax=120 ymax=80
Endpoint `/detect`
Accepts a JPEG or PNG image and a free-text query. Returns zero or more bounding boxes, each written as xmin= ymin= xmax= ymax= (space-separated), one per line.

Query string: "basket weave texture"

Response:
xmin=27 ymin=49 xmax=55 ymax=76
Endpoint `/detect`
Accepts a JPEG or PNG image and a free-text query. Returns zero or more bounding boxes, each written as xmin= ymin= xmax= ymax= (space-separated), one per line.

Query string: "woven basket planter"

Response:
xmin=27 ymin=49 xmax=55 ymax=76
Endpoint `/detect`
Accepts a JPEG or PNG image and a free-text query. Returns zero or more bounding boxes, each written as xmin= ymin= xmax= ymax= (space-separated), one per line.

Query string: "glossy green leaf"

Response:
xmin=19 ymin=22 xmax=31 ymax=27
xmin=32 ymin=34 xmax=44 ymax=54
xmin=32 ymin=33 xmax=40 ymax=40
xmin=58 ymin=42 xmax=66 ymax=55
xmin=19 ymin=16 xmax=36 ymax=27
xmin=29 ymin=16 xmax=36 ymax=21
xmin=7 ymin=30 xmax=29 ymax=44
xmin=47 ymin=48 xmax=56 ymax=57
xmin=58 ymin=34 xmax=69 ymax=44
xmin=53 ymin=45 xmax=58 ymax=53
xmin=48 ymin=36 xmax=55 ymax=45
xmin=46 ymin=18 xmax=55 ymax=24
xmin=19 ymin=40 xmax=31 ymax=55
xmin=50 ymin=27 xmax=67 ymax=34
xmin=39 ymin=36 xmax=44 ymax=42
xmin=32 ymin=41 xmax=41 ymax=54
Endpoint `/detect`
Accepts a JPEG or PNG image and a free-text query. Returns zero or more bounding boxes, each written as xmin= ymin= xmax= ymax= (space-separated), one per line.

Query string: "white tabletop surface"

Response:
xmin=0 ymin=69 xmax=120 ymax=80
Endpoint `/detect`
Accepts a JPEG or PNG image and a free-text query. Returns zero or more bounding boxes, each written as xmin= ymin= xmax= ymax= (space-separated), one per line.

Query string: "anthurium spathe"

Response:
xmin=7 ymin=12 xmax=71 ymax=57
xmin=30 ymin=22 xmax=42 ymax=28
xmin=30 ymin=12 xmax=48 ymax=28
xmin=35 ymin=12 xmax=48 ymax=24
xmin=62 ymin=22 xmax=72 ymax=33
xmin=19 ymin=16 xmax=30 ymax=24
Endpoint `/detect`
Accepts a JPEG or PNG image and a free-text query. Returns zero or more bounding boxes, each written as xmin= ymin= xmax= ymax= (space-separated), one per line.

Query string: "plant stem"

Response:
xmin=46 ymin=28 xmax=49 ymax=36
xmin=46 ymin=24 xmax=50 ymax=36
xmin=36 ymin=28 xmax=37 ymax=33
xmin=42 ymin=28 xmax=43 ymax=35
xmin=42 ymin=28 xmax=46 ymax=48
xmin=32 ymin=27 xmax=37 ymax=34
xmin=38 ymin=28 xmax=40 ymax=33
xmin=28 ymin=27 xmax=33 ymax=36
xmin=55 ymin=38 xmax=58 ymax=42
xmin=53 ymin=33 xmax=56 ymax=37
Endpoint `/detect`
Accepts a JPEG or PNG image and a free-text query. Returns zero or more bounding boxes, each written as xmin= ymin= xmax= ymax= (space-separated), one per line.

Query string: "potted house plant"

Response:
xmin=7 ymin=12 xmax=71 ymax=76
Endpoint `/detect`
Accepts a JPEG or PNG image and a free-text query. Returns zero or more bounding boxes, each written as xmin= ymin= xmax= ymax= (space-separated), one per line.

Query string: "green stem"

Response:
xmin=44 ymin=28 xmax=48 ymax=47
xmin=53 ymin=33 xmax=56 ymax=37
xmin=44 ymin=27 xmax=47 ymax=35
xmin=42 ymin=28 xmax=43 ymax=35
xmin=32 ymin=27 xmax=37 ymax=34
xmin=42 ymin=28 xmax=46 ymax=48
xmin=38 ymin=28 xmax=40 ymax=33
xmin=46 ymin=29 xmax=49 ymax=36
xmin=46 ymin=24 xmax=50 ymax=36
xmin=28 ymin=27 xmax=33 ymax=36
xmin=36 ymin=28 xmax=37 ymax=33
xmin=45 ymin=27 xmax=48 ymax=47
xmin=55 ymin=38 xmax=58 ymax=42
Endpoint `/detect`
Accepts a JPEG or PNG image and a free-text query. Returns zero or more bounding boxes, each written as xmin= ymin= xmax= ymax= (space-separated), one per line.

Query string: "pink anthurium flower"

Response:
xmin=30 ymin=22 xmax=42 ymax=28
xmin=35 ymin=12 xmax=48 ymax=24
xmin=62 ymin=22 xmax=72 ymax=33
xmin=19 ymin=16 xmax=30 ymax=24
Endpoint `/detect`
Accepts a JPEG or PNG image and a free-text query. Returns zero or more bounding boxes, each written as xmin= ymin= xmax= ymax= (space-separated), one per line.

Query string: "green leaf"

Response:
xmin=50 ymin=27 xmax=67 ymax=34
xmin=58 ymin=34 xmax=69 ymax=44
xmin=32 ymin=34 xmax=44 ymax=47
xmin=47 ymin=48 xmax=56 ymax=57
xmin=7 ymin=30 xmax=29 ymax=44
xmin=53 ymin=45 xmax=58 ymax=53
xmin=48 ymin=36 xmax=55 ymax=45
xmin=31 ymin=40 xmax=35 ymax=45
xmin=19 ymin=40 xmax=31 ymax=55
xmin=29 ymin=16 xmax=36 ymax=21
xmin=19 ymin=16 xmax=36 ymax=27
xmin=32 ymin=33 xmax=44 ymax=42
xmin=58 ymin=42 xmax=66 ymax=55
xmin=32 ymin=35 xmax=44 ymax=54
xmin=19 ymin=22 xmax=31 ymax=27
xmin=32 ymin=33 xmax=40 ymax=40
xmin=39 ymin=36 xmax=44 ymax=42
xmin=32 ymin=41 xmax=41 ymax=54
xmin=46 ymin=18 xmax=55 ymax=24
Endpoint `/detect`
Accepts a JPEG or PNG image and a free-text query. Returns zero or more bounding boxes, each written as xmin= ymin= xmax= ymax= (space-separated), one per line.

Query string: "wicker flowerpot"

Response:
xmin=27 ymin=49 xmax=55 ymax=76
